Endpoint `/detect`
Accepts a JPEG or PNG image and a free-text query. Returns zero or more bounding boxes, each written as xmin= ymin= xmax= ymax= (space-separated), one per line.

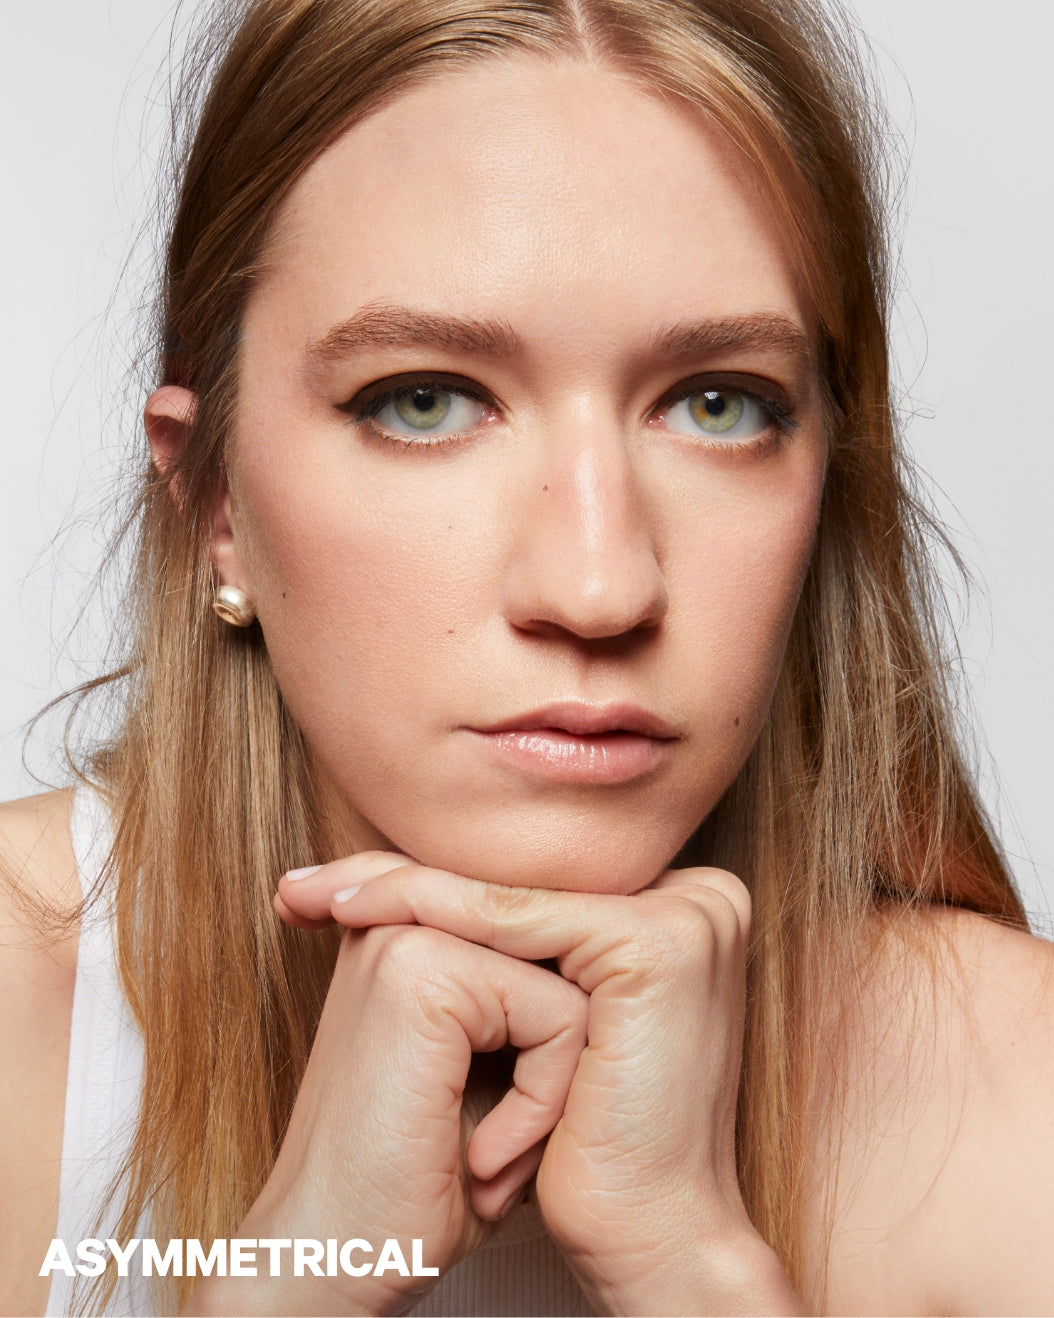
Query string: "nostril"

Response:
xmin=508 ymin=618 xmax=663 ymax=659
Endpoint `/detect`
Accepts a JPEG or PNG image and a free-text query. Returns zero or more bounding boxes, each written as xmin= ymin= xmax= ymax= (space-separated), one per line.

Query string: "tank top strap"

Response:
xmin=45 ymin=785 xmax=154 ymax=1316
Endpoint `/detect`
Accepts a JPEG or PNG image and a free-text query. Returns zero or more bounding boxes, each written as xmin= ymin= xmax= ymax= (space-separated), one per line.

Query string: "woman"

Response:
xmin=2 ymin=0 xmax=1052 ymax=1314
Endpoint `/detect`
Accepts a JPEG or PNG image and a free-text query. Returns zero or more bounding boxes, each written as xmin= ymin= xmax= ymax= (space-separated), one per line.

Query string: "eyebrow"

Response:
xmin=307 ymin=304 xmax=519 ymax=362
xmin=650 ymin=312 xmax=814 ymax=363
xmin=306 ymin=304 xmax=813 ymax=367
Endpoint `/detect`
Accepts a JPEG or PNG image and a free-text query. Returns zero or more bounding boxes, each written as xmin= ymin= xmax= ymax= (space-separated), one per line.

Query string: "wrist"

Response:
xmin=574 ymin=1224 xmax=806 ymax=1317
xmin=685 ymin=1232 xmax=806 ymax=1317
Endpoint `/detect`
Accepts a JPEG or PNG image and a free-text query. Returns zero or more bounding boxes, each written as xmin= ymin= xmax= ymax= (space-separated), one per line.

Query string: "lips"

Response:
xmin=466 ymin=702 xmax=677 ymax=784
xmin=474 ymin=701 xmax=677 ymax=740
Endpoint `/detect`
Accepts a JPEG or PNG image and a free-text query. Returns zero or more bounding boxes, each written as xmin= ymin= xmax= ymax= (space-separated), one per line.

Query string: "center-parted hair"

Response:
xmin=76 ymin=2 xmax=1021 ymax=1310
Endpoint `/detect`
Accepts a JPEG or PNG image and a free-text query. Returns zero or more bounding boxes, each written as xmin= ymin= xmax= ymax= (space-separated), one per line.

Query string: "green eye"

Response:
xmin=687 ymin=390 xmax=745 ymax=434
xmin=358 ymin=381 xmax=487 ymax=441
xmin=663 ymin=385 xmax=783 ymax=446
xmin=393 ymin=387 xmax=452 ymax=430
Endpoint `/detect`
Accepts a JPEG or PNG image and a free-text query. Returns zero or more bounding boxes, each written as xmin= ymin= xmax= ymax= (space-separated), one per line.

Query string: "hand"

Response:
xmin=188 ymin=869 xmax=588 ymax=1316
xmin=278 ymin=854 xmax=802 ymax=1315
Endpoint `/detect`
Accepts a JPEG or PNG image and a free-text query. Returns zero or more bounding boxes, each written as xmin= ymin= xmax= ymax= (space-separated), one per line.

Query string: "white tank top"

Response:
xmin=47 ymin=787 xmax=593 ymax=1316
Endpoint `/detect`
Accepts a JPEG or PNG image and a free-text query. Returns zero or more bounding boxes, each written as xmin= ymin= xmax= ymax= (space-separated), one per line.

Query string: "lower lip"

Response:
xmin=469 ymin=728 xmax=670 ymax=784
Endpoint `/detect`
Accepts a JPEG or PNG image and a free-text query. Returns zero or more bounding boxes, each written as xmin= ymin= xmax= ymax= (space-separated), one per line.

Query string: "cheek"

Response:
xmin=230 ymin=451 xmax=491 ymax=723
xmin=656 ymin=477 xmax=821 ymax=837
xmin=677 ymin=470 xmax=822 ymax=683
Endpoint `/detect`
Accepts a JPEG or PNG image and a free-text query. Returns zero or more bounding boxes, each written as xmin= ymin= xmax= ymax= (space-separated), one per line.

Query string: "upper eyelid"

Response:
xmin=345 ymin=372 xmax=495 ymax=413
xmin=654 ymin=372 xmax=793 ymax=410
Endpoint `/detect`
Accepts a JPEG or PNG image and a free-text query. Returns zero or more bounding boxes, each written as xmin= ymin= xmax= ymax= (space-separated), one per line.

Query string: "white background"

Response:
xmin=2 ymin=1 xmax=1051 ymax=934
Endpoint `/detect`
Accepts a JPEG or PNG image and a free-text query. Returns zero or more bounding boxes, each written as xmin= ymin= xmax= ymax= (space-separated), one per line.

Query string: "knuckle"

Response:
xmin=675 ymin=868 xmax=752 ymax=939
xmin=639 ymin=892 xmax=745 ymax=972
xmin=568 ymin=987 xmax=590 ymax=1040
xmin=534 ymin=973 xmax=588 ymax=1050
xmin=481 ymin=880 xmax=533 ymax=923
xmin=631 ymin=911 xmax=695 ymax=969
xmin=368 ymin=924 xmax=445 ymax=982
xmin=707 ymin=868 xmax=752 ymax=928
xmin=659 ymin=896 xmax=711 ymax=943
xmin=555 ymin=972 xmax=589 ymax=1018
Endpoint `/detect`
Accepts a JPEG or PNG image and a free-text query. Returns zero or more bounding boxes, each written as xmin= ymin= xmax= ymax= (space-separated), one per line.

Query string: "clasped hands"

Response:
xmin=249 ymin=852 xmax=793 ymax=1316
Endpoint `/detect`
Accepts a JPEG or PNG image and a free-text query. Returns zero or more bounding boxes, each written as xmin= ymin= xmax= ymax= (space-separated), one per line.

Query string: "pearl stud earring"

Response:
xmin=212 ymin=585 xmax=256 ymax=627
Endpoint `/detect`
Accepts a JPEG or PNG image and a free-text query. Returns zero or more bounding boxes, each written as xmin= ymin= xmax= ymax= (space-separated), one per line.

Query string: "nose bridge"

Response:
xmin=502 ymin=406 xmax=668 ymax=639
xmin=568 ymin=427 xmax=640 ymax=580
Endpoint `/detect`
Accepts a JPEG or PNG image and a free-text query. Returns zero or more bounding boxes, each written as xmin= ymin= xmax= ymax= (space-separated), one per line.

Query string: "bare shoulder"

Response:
xmin=0 ymin=787 xmax=79 ymax=897
xmin=0 ymin=789 xmax=81 ymax=967
xmin=0 ymin=790 xmax=80 ymax=1316
xmin=807 ymin=905 xmax=1054 ymax=1316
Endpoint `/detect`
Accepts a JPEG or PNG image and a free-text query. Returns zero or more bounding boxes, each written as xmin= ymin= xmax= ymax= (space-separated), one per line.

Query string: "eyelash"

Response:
xmin=342 ymin=372 xmax=799 ymax=454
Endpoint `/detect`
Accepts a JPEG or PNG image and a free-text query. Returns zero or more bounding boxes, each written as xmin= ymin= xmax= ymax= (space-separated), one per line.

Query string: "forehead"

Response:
xmin=252 ymin=55 xmax=809 ymax=353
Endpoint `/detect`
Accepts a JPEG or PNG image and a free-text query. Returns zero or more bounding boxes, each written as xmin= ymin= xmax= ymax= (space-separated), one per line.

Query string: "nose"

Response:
xmin=500 ymin=415 xmax=669 ymax=643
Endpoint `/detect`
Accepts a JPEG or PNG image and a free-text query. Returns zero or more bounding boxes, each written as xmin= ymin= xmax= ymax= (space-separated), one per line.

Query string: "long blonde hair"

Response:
xmin=69 ymin=0 xmax=1024 ymax=1310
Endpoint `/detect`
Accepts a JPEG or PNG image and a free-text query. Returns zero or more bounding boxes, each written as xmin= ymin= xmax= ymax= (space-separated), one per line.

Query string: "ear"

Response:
xmin=144 ymin=385 xmax=252 ymax=599
xmin=145 ymin=384 xmax=197 ymax=481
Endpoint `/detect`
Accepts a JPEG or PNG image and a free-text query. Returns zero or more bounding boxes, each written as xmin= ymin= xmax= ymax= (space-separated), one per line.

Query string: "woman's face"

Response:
xmin=221 ymin=56 xmax=827 ymax=892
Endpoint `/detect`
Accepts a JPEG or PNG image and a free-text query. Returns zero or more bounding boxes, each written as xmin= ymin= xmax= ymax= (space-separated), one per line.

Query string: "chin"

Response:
xmin=386 ymin=817 xmax=693 ymax=896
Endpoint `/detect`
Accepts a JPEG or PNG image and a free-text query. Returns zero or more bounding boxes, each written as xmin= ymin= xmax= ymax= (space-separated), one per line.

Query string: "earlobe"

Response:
xmin=211 ymin=478 xmax=257 ymax=624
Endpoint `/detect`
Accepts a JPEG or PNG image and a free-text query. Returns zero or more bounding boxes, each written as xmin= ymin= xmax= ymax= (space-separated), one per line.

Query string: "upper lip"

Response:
xmin=473 ymin=702 xmax=678 ymax=739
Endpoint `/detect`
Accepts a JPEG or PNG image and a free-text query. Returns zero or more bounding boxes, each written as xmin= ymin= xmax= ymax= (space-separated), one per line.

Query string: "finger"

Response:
xmin=327 ymin=855 xmax=746 ymax=994
xmin=350 ymin=924 xmax=588 ymax=1188
xmin=468 ymin=981 xmax=587 ymax=1182
xmin=461 ymin=958 xmax=588 ymax=1179
xmin=330 ymin=857 xmax=627 ymax=989
xmin=470 ymin=1140 xmax=546 ymax=1222
xmin=273 ymin=889 xmax=335 ymax=929
xmin=644 ymin=866 xmax=752 ymax=939
xmin=276 ymin=851 xmax=415 ymax=923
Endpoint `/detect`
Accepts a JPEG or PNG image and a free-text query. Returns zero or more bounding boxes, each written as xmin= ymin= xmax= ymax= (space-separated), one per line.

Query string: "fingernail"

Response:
xmin=498 ymin=1189 xmax=523 ymax=1220
xmin=286 ymin=865 xmax=322 ymax=882
xmin=333 ymin=885 xmax=362 ymax=904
